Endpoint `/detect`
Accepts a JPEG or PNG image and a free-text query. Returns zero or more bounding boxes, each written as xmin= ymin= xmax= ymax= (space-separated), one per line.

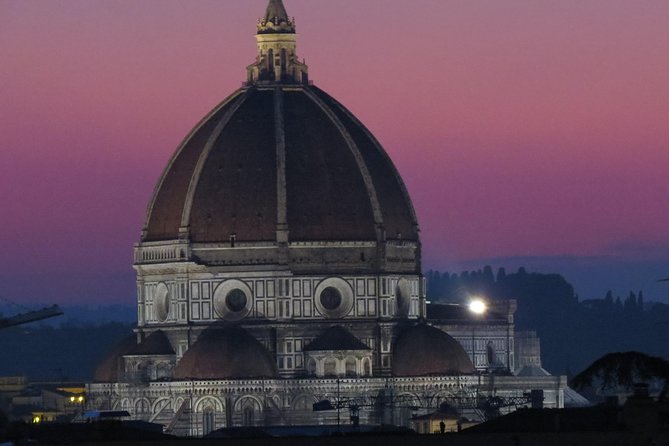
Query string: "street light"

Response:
xmin=468 ymin=299 xmax=487 ymax=315
xmin=69 ymin=394 xmax=86 ymax=420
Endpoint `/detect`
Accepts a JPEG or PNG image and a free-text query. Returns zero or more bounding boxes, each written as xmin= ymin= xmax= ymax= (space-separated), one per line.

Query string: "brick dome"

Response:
xmin=173 ymin=325 xmax=278 ymax=380
xmin=142 ymin=86 xmax=418 ymax=245
xmin=392 ymin=324 xmax=474 ymax=376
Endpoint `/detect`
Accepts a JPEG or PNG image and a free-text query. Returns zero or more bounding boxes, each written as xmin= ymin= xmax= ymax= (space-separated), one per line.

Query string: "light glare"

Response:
xmin=469 ymin=299 xmax=487 ymax=315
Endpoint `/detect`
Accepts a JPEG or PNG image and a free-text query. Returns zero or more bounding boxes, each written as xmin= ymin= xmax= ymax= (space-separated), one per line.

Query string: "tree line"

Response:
xmin=426 ymin=267 xmax=669 ymax=375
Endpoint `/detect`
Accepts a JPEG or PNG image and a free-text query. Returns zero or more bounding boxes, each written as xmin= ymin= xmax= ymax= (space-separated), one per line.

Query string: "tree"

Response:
xmin=571 ymin=351 xmax=669 ymax=393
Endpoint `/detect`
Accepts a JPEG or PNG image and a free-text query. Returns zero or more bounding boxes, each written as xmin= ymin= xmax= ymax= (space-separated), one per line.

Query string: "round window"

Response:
xmin=314 ymin=278 xmax=354 ymax=319
xmin=226 ymin=289 xmax=247 ymax=312
xmin=320 ymin=287 xmax=342 ymax=310
xmin=213 ymin=280 xmax=253 ymax=321
xmin=155 ymin=283 xmax=170 ymax=322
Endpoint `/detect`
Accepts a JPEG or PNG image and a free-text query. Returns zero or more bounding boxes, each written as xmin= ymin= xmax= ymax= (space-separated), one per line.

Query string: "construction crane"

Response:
xmin=0 ymin=304 xmax=63 ymax=330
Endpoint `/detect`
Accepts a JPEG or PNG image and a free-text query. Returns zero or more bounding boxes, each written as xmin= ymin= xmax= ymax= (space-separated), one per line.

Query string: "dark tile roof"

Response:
xmin=173 ymin=325 xmax=278 ymax=380
xmin=303 ymin=326 xmax=370 ymax=352
xmin=127 ymin=330 xmax=174 ymax=356
xmin=392 ymin=324 xmax=474 ymax=376
xmin=93 ymin=335 xmax=137 ymax=383
xmin=142 ymin=86 xmax=418 ymax=246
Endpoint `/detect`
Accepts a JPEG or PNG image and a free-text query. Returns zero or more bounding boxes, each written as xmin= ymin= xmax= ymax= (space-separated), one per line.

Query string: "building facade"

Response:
xmin=87 ymin=0 xmax=565 ymax=436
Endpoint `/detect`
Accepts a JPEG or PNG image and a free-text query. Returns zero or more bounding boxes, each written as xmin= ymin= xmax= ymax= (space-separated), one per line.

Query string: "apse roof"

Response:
xmin=392 ymin=324 xmax=474 ymax=376
xmin=173 ymin=325 xmax=278 ymax=380
xmin=303 ymin=326 xmax=370 ymax=352
xmin=127 ymin=330 xmax=174 ymax=356
xmin=93 ymin=335 xmax=137 ymax=383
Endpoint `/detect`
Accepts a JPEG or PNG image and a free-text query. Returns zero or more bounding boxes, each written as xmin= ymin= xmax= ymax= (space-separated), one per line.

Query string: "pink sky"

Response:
xmin=1 ymin=0 xmax=668 ymax=305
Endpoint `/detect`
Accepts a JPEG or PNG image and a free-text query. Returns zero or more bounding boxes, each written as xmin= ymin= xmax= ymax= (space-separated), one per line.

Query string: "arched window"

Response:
xmin=156 ymin=362 xmax=171 ymax=380
xmin=345 ymin=358 xmax=357 ymax=377
xmin=242 ymin=406 xmax=255 ymax=426
xmin=135 ymin=399 xmax=149 ymax=415
xmin=487 ymin=341 xmax=496 ymax=366
xmin=363 ymin=358 xmax=371 ymax=377
xmin=202 ymin=407 xmax=215 ymax=434
xmin=280 ymin=48 xmax=287 ymax=78
xmin=267 ymin=49 xmax=275 ymax=80
xmin=324 ymin=358 xmax=337 ymax=377
xmin=306 ymin=358 xmax=317 ymax=376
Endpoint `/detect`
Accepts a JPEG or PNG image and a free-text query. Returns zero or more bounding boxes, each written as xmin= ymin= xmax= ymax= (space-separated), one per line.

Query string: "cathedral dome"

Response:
xmin=134 ymin=0 xmax=421 ymax=275
xmin=173 ymin=326 xmax=278 ymax=380
xmin=392 ymin=324 xmax=474 ymax=376
xmin=142 ymin=86 xmax=418 ymax=245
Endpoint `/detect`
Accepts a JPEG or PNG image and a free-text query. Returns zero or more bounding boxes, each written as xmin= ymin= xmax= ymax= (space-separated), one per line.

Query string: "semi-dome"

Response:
xmin=392 ymin=324 xmax=474 ymax=376
xmin=143 ymin=87 xmax=418 ymax=245
xmin=128 ymin=330 xmax=174 ymax=356
xmin=93 ymin=335 xmax=137 ymax=383
xmin=173 ymin=326 xmax=278 ymax=380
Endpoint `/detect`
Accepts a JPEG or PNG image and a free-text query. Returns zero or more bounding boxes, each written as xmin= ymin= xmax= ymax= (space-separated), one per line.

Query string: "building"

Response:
xmin=87 ymin=0 xmax=566 ymax=435
xmin=0 ymin=379 xmax=86 ymax=424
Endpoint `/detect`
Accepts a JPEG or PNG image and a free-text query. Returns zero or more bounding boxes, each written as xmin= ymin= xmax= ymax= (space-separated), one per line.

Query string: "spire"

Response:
xmin=264 ymin=0 xmax=289 ymax=23
xmin=258 ymin=0 xmax=295 ymax=34
xmin=246 ymin=0 xmax=309 ymax=85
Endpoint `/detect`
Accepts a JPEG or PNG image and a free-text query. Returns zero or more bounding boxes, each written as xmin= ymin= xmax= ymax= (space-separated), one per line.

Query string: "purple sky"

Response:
xmin=1 ymin=0 xmax=668 ymax=305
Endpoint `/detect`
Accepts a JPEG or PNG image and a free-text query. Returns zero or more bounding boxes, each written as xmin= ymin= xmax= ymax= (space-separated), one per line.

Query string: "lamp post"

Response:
xmin=69 ymin=394 xmax=85 ymax=421
xmin=468 ymin=298 xmax=487 ymax=371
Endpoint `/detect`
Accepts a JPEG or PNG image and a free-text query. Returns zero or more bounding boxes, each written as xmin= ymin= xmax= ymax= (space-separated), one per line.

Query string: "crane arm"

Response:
xmin=0 ymin=305 xmax=63 ymax=329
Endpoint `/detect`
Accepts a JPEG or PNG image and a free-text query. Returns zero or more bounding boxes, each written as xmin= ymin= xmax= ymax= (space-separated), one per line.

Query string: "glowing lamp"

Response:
xmin=468 ymin=299 xmax=487 ymax=315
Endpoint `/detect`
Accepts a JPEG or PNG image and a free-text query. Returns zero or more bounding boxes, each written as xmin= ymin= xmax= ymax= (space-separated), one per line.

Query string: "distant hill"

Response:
xmin=0 ymin=321 xmax=134 ymax=381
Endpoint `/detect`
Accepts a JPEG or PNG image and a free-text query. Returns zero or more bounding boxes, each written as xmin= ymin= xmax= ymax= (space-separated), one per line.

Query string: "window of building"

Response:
xmin=203 ymin=408 xmax=215 ymax=434
xmin=306 ymin=358 xmax=316 ymax=376
xmin=324 ymin=358 xmax=337 ymax=376
xmin=226 ymin=289 xmax=247 ymax=312
xmin=320 ymin=287 xmax=342 ymax=310
xmin=242 ymin=406 xmax=255 ymax=426
xmin=345 ymin=358 xmax=357 ymax=377
xmin=363 ymin=358 xmax=371 ymax=376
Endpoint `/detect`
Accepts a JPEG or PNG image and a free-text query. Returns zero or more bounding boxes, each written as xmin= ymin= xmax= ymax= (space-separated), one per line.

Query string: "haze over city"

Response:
xmin=2 ymin=0 xmax=668 ymax=305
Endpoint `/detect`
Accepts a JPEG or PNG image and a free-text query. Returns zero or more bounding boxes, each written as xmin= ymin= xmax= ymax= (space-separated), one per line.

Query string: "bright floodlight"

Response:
xmin=469 ymin=299 xmax=487 ymax=315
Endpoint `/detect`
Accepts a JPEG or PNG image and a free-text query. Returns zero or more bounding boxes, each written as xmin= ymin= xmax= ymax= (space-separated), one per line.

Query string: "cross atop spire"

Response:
xmin=258 ymin=0 xmax=295 ymax=34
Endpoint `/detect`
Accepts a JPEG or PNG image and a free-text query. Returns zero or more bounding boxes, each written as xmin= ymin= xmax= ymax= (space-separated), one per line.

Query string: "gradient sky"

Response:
xmin=1 ymin=0 xmax=668 ymax=306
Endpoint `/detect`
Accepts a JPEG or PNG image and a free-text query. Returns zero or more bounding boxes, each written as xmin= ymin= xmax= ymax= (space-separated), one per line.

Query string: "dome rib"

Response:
xmin=301 ymin=88 xmax=384 ymax=239
xmin=274 ymin=88 xmax=288 ymax=241
xmin=180 ymin=91 xmax=251 ymax=236
xmin=142 ymin=89 xmax=246 ymax=241
xmin=311 ymin=87 xmax=420 ymax=240
xmin=142 ymin=85 xmax=420 ymax=247
xmin=282 ymin=90 xmax=376 ymax=240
